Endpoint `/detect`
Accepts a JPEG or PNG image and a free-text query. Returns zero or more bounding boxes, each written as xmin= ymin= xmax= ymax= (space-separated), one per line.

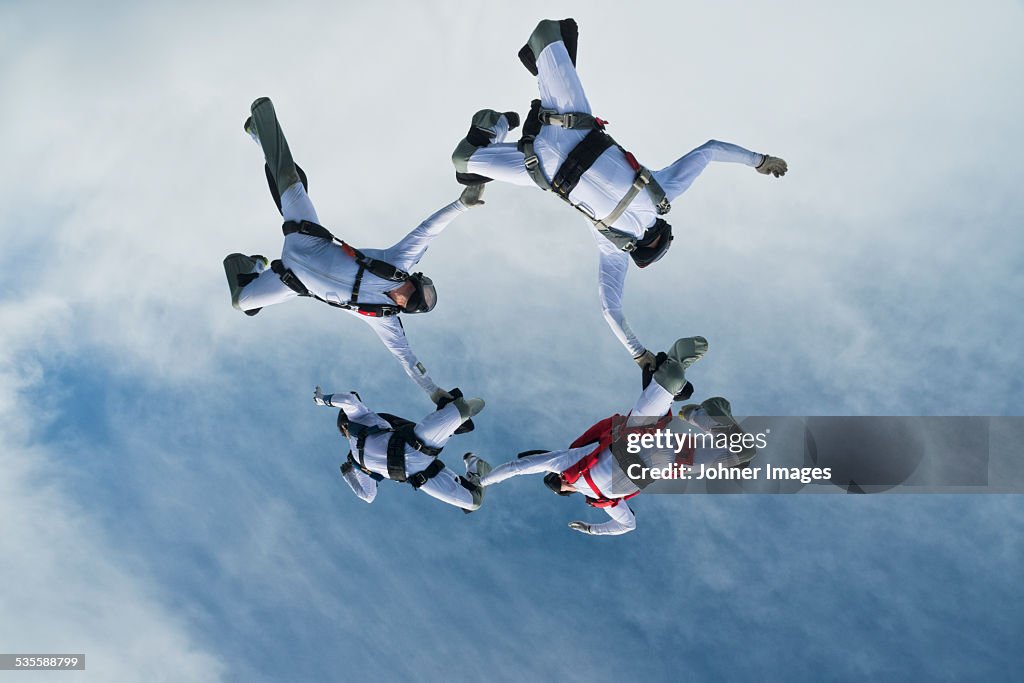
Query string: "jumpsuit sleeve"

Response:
xmin=325 ymin=391 xmax=383 ymax=425
xmin=581 ymin=501 xmax=637 ymax=536
xmin=341 ymin=465 xmax=378 ymax=504
xmin=593 ymin=228 xmax=646 ymax=358
xmin=382 ymin=200 xmax=469 ymax=271
xmin=364 ymin=316 xmax=441 ymax=399
xmin=655 ymin=139 xmax=765 ymax=203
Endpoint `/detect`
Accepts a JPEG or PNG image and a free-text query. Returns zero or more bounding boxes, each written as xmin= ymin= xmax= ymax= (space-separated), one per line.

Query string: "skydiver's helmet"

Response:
xmin=630 ymin=219 xmax=673 ymax=268
xmin=544 ymin=472 xmax=574 ymax=496
xmin=403 ymin=273 xmax=437 ymax=314
xmin=336 ymin=409 xmax=350 ymax=436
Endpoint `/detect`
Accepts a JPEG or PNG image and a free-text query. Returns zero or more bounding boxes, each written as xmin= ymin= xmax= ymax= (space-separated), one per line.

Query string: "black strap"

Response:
xmin=343 ymin=452 xmax=384 ymax=482
xmin=550 ymin=128 xmax=615 ymax=199
xmin=355 ymin=432 xmax=370 ymax=467
xmin=350 ymin=264 xmax=366 ymax=305
xmin=270 ymin=259 xmax=403 ymax=318
xmin=408 ymin=459 xmax=446 ymax=489
xmin=386 ymin=431 xmax=408 ymax=482
xmin=384 ymin=422 xmax=444 ymax=484
xmin=282 ymin=219 xmax=336 ymax=241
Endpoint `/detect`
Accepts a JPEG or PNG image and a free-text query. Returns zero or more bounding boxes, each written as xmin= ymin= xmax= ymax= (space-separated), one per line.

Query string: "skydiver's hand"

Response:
xmin=633 ymin=349 xmax=657 ymax=373
xmin=430 ymin=388 xmax=455 ymax=406
xmin=756 ymin=155 xmax=787 ymax=178
xmin=313 ymin=386 xmax=331 ymax=407
xmin=459 ymin=184 xmax=486 ymax=208
xmin=568 ymin=521 xmax=593 ymax=534
xmin=502 ymin=111 xmax=521 ymax=131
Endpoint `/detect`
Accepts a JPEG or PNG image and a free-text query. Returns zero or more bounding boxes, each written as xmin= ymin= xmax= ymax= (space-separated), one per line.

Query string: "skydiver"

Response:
xmin=452 ymin=18 xmax=788 ymax=375
xmin=224 ymin=97 xmax=485 ymax=408
xmin=480 ymin=337 xmax=755 ymax=536
xmin=313 ymin=386 xmax=490 ymax=512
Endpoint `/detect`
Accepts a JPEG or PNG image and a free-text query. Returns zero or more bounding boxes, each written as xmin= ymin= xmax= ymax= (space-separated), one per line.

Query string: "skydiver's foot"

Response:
xmin=455 ymin=397 xmax=485 ymax=420
xmin=223 ymin=253 xmax=270 ymax=311
xmin=681 ymin=397 xmax=757 ymax=467
xmin=463 ymin=452 xmax=491 ymax=482
xmin=519 ymin=18 xmax=578 ymax=75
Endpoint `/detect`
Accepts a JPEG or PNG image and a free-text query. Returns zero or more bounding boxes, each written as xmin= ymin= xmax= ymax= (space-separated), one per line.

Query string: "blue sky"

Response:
xmin=1 ymin=1 xmax=1022 ymax=681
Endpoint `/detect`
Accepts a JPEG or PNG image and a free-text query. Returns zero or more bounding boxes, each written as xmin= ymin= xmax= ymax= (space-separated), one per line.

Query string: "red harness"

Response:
xmin=561 ymin=411 xmax=672 ymax=508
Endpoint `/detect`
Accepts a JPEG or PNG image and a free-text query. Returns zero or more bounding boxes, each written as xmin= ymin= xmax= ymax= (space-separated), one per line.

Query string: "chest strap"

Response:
xmin=273 ymin=220 xmax=406 ymax=317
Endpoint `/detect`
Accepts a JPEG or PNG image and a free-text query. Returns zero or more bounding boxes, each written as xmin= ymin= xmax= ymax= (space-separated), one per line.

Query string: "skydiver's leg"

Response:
xmin=413 ymin=403 xmax=465 ymax=449
xmin=452 ymin=109 xmax=533 ymax=186
xmin=523 ymin=19 xmax=589 ymax=114
xmin=652 ymin=140 xmax=764 ymax=203
xmin=630 ymin=382 xmax=677 ymax=418
xmin=247 ymin=97 xmax=320 ymax=224
xmin=417 ymin=466 xmax=481 ymax=511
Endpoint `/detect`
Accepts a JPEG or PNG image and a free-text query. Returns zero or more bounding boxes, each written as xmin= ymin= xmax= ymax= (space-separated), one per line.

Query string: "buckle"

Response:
xmin=408 ymin=470 xmax=428 ymax=488
xmin=656 ymin=198 xmax=671 ymax=215
xmin=621 ymin=241 xmax=637 ymax=253
xmin=562 ymin=113 xmax=576 ymax=128
xmin=524 ymin=154 xmax=539 ymax=169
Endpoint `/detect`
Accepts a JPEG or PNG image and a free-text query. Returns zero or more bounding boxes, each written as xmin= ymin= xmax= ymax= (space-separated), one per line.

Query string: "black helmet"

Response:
xmin=629 ymin=219 xmax=673 ymax=268
xmin=402 ymin=273 xmax=437 ymax=314
xmin=544 ymin=472 xmax=574 ymax=496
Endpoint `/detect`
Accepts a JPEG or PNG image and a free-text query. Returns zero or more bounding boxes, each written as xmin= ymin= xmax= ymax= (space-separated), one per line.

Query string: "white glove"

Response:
xmin=459 ymin=184 xmax=486 ymax=207
xmin=313 ymin=385 xmax=331 ymax=407
xmin=756 ymin=155 xmax=787 ymax=178
xmin=568 ymin=521 xmax=593 ymax=534
xmin=633 ymin=349 xmax=657 ymax=373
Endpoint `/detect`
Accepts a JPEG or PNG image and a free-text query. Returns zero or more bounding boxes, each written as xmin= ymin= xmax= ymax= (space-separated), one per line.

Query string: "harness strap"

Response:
xmin=272 ymin=227 xmax=405 ymax=317
xmin=384 ymin=423 xmax=444 ymax=484
xmin=538 ymin=108 xmax=601 ymax=131
xmin=343 ymin=452 xmax=384 ymax=482
xmin=518 ymin=111 xmax=672 ymax=251
xmin=408 ymin=459 xmax=446 ymax=489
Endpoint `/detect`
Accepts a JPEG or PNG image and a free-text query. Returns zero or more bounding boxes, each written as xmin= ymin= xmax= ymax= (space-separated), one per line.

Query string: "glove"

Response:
xmin=502 ymin=111 xmax=521 ymax=131
xmin=568 ymin=521 xmax=593 ymax=534
xmin=633 ymin=349 xmax=657 ymax=373
xmin=756 ymin=155 xmax=787 ymax=178
xmin=460 ymin=184 xmax=486 ymax=207
xmin=313 ymin=385 xmax=332 ymax=407
xmin=430 ymin=388 xmax=455 ymax=406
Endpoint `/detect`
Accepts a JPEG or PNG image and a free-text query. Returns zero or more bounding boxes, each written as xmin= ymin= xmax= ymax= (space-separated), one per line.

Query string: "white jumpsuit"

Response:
xmin=236 ymin=180 xmax=470 ymax=398
xmin=481 ymin=381 xmax=732 ymax=535
xmin=460 ymin=37 xmax=765 ymax=359
xmin=331 ymin=392 xmax=484 ymax=511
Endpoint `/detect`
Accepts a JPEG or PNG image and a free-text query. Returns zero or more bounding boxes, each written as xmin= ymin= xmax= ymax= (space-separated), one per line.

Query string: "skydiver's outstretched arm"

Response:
xmin=653 ymin=140 xmax=783 ymax=203
xmin=479 ymin=447 xmax=590 ymax=486
xmin=569 ymin=502 xmax=636 ymax=536
xmin=363 ymin=317 xmax=442 ymax=400
xmin=593 ymin=230 xmax=647 ymax=360
xmin=381 ymin=200 xmax=470 ymax=272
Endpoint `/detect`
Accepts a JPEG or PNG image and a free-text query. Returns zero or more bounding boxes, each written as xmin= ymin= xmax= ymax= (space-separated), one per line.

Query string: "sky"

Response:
xmin=1 ymin=0 xmax=1022 ymax=681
